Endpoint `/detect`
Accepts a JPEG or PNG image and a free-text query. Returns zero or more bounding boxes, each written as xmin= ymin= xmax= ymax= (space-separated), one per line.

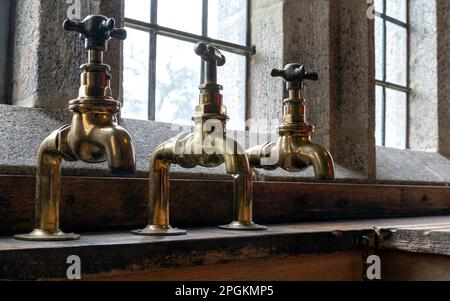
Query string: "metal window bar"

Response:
xmin=147 ymin=0 xmax=158 ymax=121
xmin=124 ymin=0 xmax=253 ymax=121
xmin=375 ymin=0 xmax=410 ymax=148
xmin=201 ymin=0 xmax=208 ymax=83
xmin=244 ymin=0 xmax=252 ymax=125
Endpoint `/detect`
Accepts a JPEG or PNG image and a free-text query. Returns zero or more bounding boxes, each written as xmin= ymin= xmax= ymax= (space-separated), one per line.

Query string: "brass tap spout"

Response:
xmin=15 ymin=15 xmax=136 ymax=241
xmin=67 ymin=112 xmax=135 ymax=174
xmin=133 ymin=43 xmax=267 ymax=236
xmin=247 ymin=64 xmax=335 ymax=180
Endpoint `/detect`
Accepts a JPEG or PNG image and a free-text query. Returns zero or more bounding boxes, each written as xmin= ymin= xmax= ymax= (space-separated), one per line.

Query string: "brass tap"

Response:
xmin=247 ymin=64 xmax=335 ymax=180
xmin=132 ymin=43 xmax=267 ymax=236
xmin=15 ymin=15 xmax=136 ymax=241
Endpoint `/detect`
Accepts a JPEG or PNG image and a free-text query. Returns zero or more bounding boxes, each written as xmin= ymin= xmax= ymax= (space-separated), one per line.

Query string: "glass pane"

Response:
xmin=385 ymin=88 xmax=407 ymax=149
xmin=208 ymin=0 xmax=247 ymax=45
xmin=386 ymin=22 xmax=407 ymax=86
xmin=218 ymin=51 xmax=246 ymax=130
xmin=375 ymin=16 xmax=384 ymax=81
xmin=122 ymin=28 xmax=149 ymax=120
xmin=375 ymin=85 xmax=384 ymax=146
xmin=374 ymin=0 xmax=384 ymax=13
xmin=125 ymin=0 xmax=151 ymax=22
xmin=155 ymin=36 xmax=200 ymax=125
xmin=158 ymin=0 xmax=202 ymax=34
xmin=386 ymin=0 xmax=407 ymax=23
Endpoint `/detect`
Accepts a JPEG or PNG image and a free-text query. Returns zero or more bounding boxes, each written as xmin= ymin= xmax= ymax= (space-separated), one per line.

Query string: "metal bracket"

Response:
xmin=356 ymin=227 xmax=396 ymax=281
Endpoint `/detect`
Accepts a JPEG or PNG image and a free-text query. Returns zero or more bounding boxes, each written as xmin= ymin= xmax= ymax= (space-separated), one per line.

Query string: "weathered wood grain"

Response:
xmin=83 ymin=252 xmax=363 ymax=281
xmin=1 ymin=217 xmax=450 ymax=280
xmin=381 ymin=251 xmax=450 ymax=281
xmin=0 ymin=175 xmax=450 ymax=235
xmin=0 ymin=223 xmax=361 ymax=280
xmin=380 ymin=228 xmax=450 ymax=257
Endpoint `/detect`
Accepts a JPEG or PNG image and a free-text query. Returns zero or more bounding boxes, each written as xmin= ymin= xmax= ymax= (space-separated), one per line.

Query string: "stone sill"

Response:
xmin=0 ymin=104 xmax=449 ymax=185
xmin=0 ymin=104 xmax=363 ymax=182
xmin=376 ymin=147 xmax=450 ymax=185
xmin=1 ymin=216 xmax=449 ymax=280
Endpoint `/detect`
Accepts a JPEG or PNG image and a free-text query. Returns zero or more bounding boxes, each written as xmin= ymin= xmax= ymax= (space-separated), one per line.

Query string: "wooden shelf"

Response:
xmin=1 ymin=216 xmax=450 ymax=280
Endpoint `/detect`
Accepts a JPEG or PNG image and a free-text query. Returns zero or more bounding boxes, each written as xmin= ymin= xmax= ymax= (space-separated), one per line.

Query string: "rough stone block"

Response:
xmin=11 ymin=0 xmax=124 ymax=108
xmin=437 ymin=0 xmax=450 ymax=157
xmin=332 ymin=0 xmax=376 ymax=177
xmin=250 ymin=0 xmax=376 ymax=177
xmin=410 ymin=0 xmax=438 ymax=151
xmin=249 ymin=0 xmax=284 ymax=128
xmin=376 ymin=147 xmax=450 ymax=184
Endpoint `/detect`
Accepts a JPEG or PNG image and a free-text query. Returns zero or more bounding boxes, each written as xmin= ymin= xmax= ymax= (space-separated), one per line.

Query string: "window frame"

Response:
xmin=375 ymin=0 xmax=411 ymax=148
xmin=123 ymin=0 xmax=254 ymax=122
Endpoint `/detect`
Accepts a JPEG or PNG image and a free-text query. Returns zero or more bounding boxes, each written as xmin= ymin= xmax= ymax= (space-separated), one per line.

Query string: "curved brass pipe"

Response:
xmin=247 ymin=135 xmax=335 ymax=180
xmin=15 ymin=16 xmax=136 ymax=241
xmin=133 ymin=133 xmax=266 ymax=236
xmin=220 ymin=138 xmax=258 ymax=229
xmin=133 ymin=42 xmax=266 ymax=236
xmin=132 ymin=138 xmax=186 ymax=235
xmin=14 ymin=128 xmax=80 ymax=241
xmin=68 ymin=112 xmax=136 ymax=174
xmin=296 ymin=141 xmax=335 ymax=180
xmin=15 ymin=115 xmax=136 ymax=241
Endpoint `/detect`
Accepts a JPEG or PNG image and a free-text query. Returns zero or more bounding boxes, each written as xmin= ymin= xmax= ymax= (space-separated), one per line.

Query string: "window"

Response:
xmin=375 ymin=0 xmax=410 ymax=149
xmin=123 ymin=0 xmax=252 ymax=130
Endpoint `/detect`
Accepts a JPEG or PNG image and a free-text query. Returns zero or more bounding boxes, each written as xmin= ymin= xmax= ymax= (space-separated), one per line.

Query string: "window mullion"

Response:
xmin=382 ymin=0 xmax=387 ymax=146
xmin=148 ymin=0 xmax=158 ymax=121
xmin=405 ymin=0 xmax=411 ymax=149
xmin=245 ymin=0 xmax=251 ymax=124
xmin=200 ymin=0 xmax=208 ymax=84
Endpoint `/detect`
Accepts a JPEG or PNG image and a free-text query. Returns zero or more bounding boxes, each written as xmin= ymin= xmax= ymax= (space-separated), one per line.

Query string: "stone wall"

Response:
xmin=250 ymin=0 xmax=376 ymax=177
xmin=437 ymin=0 xmax=450 ymax=157
xmin=248 ymin=0 xmax=285 ymax=131
xmin=282 ymin=0 xmax=332 ymax=149
xmin=409 ymin=0 xmax=438 ymax=152
xmin=10 ymin=0 xmax=124 ymax=108
xmin=4 ymin=0 xmax=450 ymax=182
xmin=332 ymin=0 xmax=376 ymax=177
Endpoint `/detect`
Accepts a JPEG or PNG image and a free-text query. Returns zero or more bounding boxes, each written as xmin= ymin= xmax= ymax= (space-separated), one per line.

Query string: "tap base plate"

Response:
xmin=14 ymin=229 xmax=80 ymax=241
xmin=131 ymin=225 xmax=187 ymax=236
xmin=219 ymin=221 xmax=268 ymax=231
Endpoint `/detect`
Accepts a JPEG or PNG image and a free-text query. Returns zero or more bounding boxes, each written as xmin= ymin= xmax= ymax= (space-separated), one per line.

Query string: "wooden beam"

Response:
xmin=83 ymin=252 xmax=363 ymax=281
xmin=1 ymin=217 xmax=450 ymax=280
xmin=380 ymin=251 xmax=450 ymax=281
xmin=0 ymin=223 xmax=361 ymax=280
xmin=0 ymin=175 xmax=449 ymax=235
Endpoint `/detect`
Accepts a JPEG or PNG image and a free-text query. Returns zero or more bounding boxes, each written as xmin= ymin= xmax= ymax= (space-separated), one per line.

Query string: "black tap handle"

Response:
xmin=271 ymin=64 xmax=318 ymax=90
xmin=195 ymin=42 xmax=226 ymax=85
xmin=63 ymin=15 xmax=127 ymax=51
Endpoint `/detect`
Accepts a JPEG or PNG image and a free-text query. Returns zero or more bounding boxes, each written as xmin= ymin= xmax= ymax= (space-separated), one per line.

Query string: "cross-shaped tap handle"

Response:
xmin=195 ymin=42 xmax=226 ymax=85
xmin=63 ymin=15 xmax=127 ymax=51
xmin=271 ymin=64 xmax=318 ymax=91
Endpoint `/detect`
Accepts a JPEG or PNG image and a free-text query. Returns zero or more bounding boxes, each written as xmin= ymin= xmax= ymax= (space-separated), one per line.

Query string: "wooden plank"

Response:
xmin=1 ymin=217 xmax=450 ymax=280
xmin=83 ymin=252 xmax=363 ymax=281
xmin=0 ymin=175 xmax=450 ymax=235
xmin=254 ymin=182 xmax=450 ymax=223
xmin=0 ymin=223 xmax=361 ymax=280
xmin=0 ymin=176 xmax=233 ymax=235
xmin=381 ymin=251 xmax=450 ymax=281
xmin=380 ymin=228 xmax=450 ymax=257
